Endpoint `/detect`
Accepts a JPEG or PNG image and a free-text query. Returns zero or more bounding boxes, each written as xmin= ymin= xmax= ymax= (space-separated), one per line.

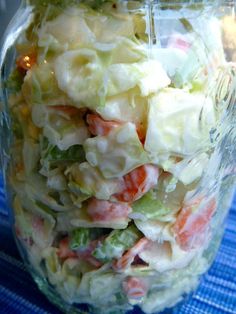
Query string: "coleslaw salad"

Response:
xmin=3 ymin=1 xmax=234 ymax=313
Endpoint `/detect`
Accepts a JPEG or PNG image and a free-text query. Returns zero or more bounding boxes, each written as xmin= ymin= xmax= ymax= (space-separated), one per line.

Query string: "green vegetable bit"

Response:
xmin=70 ymin=228 xmax=108 ymax=251
xmin=132 ymin=191 xmax=172 ymax=220
xmin=70 ymin=228 xmax=90 ymax=250
xmin=41 ymin=138 xmax=86 ymax=165
xmin=92 ymin=225 xmax=142 ymax=263
xmin=6 ymin=69 xmax=24 ymax=93
xmin=45 ymin=145 xmax=85 ymax=163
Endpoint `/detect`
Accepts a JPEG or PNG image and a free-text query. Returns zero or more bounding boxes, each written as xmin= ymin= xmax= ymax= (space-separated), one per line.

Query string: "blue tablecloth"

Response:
xmin=0 ymin=177 xmax=236 ymax=314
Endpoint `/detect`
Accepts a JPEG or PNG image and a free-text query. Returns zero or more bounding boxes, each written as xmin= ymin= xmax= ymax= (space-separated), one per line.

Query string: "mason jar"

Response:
xmin=0 ymin=1 xmax=236 ymax=313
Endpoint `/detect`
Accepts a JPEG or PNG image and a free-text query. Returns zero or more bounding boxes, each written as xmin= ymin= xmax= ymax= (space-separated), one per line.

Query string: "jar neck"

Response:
xmin=23 ymin=0 xmax=230 ymax=9
xmin=21 ymin=0 xmax=234 ymax=19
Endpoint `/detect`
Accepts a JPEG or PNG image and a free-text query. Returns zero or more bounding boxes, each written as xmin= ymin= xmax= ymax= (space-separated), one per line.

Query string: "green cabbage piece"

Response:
xmin=141 ymin=275 xmax=199 ymax=314
xmin=97 ymin=89 xmax=148 ymax=129
xmin=6 ymin=69 xmax=24 ymax=93
xmin=12 ymin=178 xmax=57 ymax=219
xmin=36 ymin=4 xmax=139 ymax=58
xmin=77 ymin=266 xmax=126 ymax=308
xmin=108 ymin=38 xmax=145 ymax=64
xmin=42 ymin=248 xmax=84 ymax=303
xmin=37 ymin=7 xmax=96 ymax=55
xmin=88 ymin=272 xmax=124 ymax=304
xmin=161 ymin=153 xmax=209 ymax=185
xmin=106 ymin=60 xmax=170 ymax=98
xmin=134 ymin=220 xmax=173 ymax=242
xmin=35 ymin=200 xmax=57 ymax=218
xmin=69 ymin=228 xmax=107 ymax=251
xmin=41 ymin=138 xmax=86 ymax=169
xmin=140 ymin=254 xmax=208 ymax=314
xmin=132 ymin=175 xmax=189 ymax=224
xmin=66 ymin=162 xmax=123 ymax=200
xmin=92 ymin=225 xmax=142 ymax=262
xmin=14 ymin=196 xmax=56 ymax=249
xmin=45 ymin=144 xmax=86 ymax=162
xmin=131 ymin=191 xmax=172 ymax=221
xmin=54 ymin=47 xmax=168 ymax=109
xmin=22 ymin=63 xmax=69 ymax=106
xmin=144 ymin=88 xmax=216 ymax=159
xmin=85 ymin=9 xmax=134 ymax=42
xmin=70 ymin=228 xmax=90 ymax=251
xmin=14 ymin=172 xmax=77 ymax=212
xmin=67 ymin=181 xmax=91 ymax=205
xmin=54 ymin=48 xmax=105 ymax=108
xmin=32 ymin=105 xmax=90 ymax=150
xmin=84 ymin=122 xmax=149 ymax=178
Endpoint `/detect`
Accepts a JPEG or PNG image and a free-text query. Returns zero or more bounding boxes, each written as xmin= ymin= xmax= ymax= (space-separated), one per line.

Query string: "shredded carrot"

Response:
xmin=113 ymin=238 xmax=150 ymax=271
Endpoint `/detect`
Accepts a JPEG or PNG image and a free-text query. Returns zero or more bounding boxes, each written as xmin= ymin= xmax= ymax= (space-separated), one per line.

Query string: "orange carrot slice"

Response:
xmin=113 ymin=164 xmax=159 ymax=203
xmin=172 ymin=196 xmax=216 ymax=250
xmin=113 ymin=237 xmax=150 ymax=271
xmin=123 ymin=277 xmax=148 ymax=299
xmin=87 ymin=198 xmax=132 ymax=222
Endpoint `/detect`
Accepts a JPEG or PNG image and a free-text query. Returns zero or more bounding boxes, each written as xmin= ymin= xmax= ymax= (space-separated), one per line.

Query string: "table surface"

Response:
xmin=0 ymin=177 xmax=236 ymax=314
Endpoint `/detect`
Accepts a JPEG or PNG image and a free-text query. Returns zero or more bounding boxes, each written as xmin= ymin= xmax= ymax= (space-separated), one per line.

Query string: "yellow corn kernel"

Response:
xmin=20 ymin=105 xmax=30 ymax=117
xmin=28 ymin=123 xmax=40 ymax=139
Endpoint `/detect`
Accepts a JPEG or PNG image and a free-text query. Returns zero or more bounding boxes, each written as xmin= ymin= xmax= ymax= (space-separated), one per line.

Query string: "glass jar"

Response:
xmin=1 ymin=1 xmax=236 ymax=313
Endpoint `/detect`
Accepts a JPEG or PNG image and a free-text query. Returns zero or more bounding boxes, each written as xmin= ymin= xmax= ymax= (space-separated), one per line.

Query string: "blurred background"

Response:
xmin=0 ymin=0 xmax=20 ymax=42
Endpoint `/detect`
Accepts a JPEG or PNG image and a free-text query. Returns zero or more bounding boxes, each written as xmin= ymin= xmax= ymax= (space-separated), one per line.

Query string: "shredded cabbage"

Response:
xmin=69 ymin=228 xmax=106 ymax=250
xmin=144 ymin=88 xmax=217 ymax=159
xmin=139 ymin=241 xmax=198 ymax=273
xmin=84 ymin=123 xmax=149 ymax=178
xmin=38 ymin=7 xmax=95 ymax=53
xmin=40 ymin=138 xmax=86 ymax=172
xmin=22 ymin=63 xmax=69 ymax=106
xmin=97 ymin=89 xmax=148 ymax=126
xmin=134 ymin=220 xmax=174 ymax=242
xmin=14 ymin=196 xmax=56 ymax=249
xmin=66 ymin=162 xmax=124 ymax=200
xmin=32 ymin=107 xmax=90 ymax=150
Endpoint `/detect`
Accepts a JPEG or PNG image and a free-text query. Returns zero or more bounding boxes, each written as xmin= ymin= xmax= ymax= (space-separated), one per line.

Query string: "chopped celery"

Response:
xmin=92 ymin=225 xmax=142 ymax=262
xmin=132 ymin=191 xmax=172 ymax=220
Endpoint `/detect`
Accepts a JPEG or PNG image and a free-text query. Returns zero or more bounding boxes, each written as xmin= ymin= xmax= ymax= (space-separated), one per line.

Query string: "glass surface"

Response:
xmin=0 ymin=0 xmax=21 ymax=42
xmin=0 ymin=1 xmax=236 ymax=313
